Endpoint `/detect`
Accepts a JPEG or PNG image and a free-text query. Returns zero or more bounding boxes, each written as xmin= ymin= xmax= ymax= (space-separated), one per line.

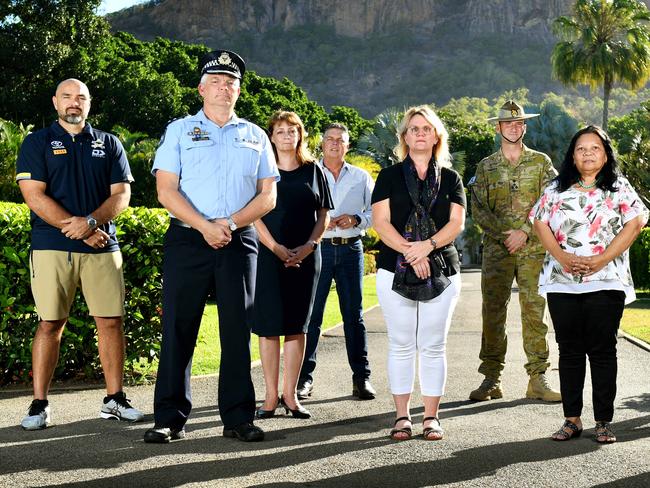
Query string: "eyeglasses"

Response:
xmin=406 ymin=126 xmax=434 ymax=136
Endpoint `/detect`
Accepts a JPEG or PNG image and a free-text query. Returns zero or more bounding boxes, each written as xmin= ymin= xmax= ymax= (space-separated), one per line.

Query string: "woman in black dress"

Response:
xmin=253 ymin=111 xmax=333 ymax=419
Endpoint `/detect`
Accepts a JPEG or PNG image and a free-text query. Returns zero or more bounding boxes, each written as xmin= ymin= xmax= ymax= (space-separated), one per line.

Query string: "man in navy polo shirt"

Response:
xmin=16 ymin=78 xmax=143 ymax=430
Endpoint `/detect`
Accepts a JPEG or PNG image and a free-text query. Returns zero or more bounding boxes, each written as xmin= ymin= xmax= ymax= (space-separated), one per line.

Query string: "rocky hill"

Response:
xmin=108 ymin=0 xmax=650 ymax=116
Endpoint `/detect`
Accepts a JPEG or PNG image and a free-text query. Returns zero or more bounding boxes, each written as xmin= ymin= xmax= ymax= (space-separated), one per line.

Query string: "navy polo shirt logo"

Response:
xmin=51 ymin=140 xmax=66 ymax=155
xmin=91 ymin=138 xmax=106 ymax=158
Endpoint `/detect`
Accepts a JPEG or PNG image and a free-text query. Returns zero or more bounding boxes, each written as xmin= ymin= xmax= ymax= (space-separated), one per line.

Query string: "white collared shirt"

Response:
xmin=318 ymin=160 xmax=374 ymax=238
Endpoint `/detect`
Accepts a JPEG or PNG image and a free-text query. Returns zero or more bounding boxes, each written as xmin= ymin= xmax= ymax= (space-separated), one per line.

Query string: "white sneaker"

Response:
xmin=100 ymin=391 xmax=144 ymax=422
xmin=21 ymin=399 xmax=51 ymax=430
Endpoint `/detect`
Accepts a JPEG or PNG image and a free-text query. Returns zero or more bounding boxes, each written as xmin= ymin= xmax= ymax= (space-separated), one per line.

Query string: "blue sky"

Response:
xmin=99 ymin=0 xmax=147 ymax=14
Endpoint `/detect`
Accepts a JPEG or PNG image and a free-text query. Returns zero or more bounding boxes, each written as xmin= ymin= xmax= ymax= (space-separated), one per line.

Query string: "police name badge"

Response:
xmin=188 ymin=127 xmax=210 ymax=142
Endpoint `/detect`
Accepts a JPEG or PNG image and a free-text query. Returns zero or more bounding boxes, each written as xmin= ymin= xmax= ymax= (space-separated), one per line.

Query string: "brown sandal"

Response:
xmin=423 ymin=416 xmax=443 ymax=441
xmin=389 ymin=416 xmax=412 ymax=441
xmin=595 ymin=421 xmax=616 ymax=443
xmin=551 ymin=420 xmax=583 ymax=441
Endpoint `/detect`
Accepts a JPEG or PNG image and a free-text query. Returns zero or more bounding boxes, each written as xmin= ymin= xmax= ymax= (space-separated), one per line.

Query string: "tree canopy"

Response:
xmin=551 ymin=0 xmax=650 ymax=130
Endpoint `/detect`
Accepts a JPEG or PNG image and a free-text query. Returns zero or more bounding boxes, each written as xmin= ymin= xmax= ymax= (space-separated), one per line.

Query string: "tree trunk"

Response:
xmin=602 ymin=75 xmax=612 ymax=131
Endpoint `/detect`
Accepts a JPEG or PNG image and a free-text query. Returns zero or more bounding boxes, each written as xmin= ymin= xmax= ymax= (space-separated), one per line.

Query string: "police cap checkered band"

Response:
xmin=199 ymin=50 xmax=246 ymax=79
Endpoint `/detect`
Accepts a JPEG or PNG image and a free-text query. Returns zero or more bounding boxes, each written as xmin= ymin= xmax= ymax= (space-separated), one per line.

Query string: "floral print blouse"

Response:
xmin=531 ymin=176 xmax=649 ymax=304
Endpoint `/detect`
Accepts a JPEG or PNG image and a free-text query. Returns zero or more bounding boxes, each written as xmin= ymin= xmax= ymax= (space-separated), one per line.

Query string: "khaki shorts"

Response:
xmin=30 ymin=250 xmax=125 ymax=320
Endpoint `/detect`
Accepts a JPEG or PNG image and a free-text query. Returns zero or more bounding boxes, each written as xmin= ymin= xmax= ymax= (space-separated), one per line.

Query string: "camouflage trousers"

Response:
xmin=478 ymin=242 xmax=550 ymax=379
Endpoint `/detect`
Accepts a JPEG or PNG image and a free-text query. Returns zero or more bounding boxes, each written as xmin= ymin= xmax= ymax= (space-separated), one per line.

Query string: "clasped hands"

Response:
xmin=273 ymin=242 xmax=314 ymax=268
xmin=327 ymin=214 xmax=356 ymax=231
xmin=201 ymin=219 xmax=232 ymax=249
xmin=560 ymin=251 xmax=606 ymax=277
xmin=60 ymin=216 xmax=109 ymax=249
xmin=402 ymin=240 xmax=434 ymax=280
xmin=503 ymin=229 xmax=528 ymax=254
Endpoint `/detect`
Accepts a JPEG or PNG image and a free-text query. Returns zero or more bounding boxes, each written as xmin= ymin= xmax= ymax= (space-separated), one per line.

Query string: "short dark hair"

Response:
xmin=554 ymin=125 xmax=619 ymax=193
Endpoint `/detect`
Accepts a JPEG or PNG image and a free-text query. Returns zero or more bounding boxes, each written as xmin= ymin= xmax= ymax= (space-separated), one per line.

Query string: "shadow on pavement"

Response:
xmin=30 ymin=414 xmax=650 ymax=488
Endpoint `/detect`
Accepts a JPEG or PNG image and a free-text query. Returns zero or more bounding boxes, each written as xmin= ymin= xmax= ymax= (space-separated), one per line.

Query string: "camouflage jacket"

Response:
xmin=469 ymin=145 xmax=557 ymax=252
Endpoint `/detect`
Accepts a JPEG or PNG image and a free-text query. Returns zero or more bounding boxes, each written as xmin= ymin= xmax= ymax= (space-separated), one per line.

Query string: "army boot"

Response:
xmin=469 ymin=377 xmax=503 ymax=401
xmin=526 ymin=373 xmax=562 ymax=402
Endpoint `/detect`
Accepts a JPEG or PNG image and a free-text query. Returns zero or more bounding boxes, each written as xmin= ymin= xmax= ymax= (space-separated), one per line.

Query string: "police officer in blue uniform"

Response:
xmin=144 ymin=50 xmax=279 ymax=443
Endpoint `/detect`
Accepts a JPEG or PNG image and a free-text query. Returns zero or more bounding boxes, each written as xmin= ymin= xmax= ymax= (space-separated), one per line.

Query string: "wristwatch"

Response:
xmin=226 ymin=216 xmax=237 ymax=231
xmin=429 ymin=237 xmax=437 ymax=250
xmin=353 ymin=214 xmax=361 ymax=227
xmin=86 ymin=215 xmax=98 ymax=230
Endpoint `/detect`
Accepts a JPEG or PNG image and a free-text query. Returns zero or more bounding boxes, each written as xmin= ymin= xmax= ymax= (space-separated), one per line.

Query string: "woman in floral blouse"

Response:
xmin=531 ymin=125 xmax=648 ymax=444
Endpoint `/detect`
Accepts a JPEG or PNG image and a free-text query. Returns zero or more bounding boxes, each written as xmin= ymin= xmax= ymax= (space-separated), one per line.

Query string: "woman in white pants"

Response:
xmin=371 ymin=105 xmax=466 ymax=440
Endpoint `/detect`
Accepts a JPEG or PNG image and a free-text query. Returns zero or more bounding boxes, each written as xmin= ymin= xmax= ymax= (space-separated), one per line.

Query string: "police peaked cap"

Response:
xmin=199 ymin=50 xmax=246 ymax=80
xmin=487 ymin=100 xmax=539 ymax=122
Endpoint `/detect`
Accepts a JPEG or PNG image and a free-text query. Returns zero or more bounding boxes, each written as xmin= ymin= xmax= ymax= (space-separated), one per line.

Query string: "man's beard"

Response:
xmin=62 ymin=113 xmax=83 ymax=124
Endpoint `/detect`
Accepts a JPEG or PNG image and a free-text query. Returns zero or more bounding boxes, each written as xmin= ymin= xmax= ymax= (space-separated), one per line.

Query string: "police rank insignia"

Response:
xmin=188 ymin=127 xmax=210 ymax=142
xmin=511 ymin=109 xmax=519 ymax=117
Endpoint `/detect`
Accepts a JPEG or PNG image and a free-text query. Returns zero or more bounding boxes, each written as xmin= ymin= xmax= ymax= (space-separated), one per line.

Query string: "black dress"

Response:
xmin=253 ymin=163 xmax=333 ymax=337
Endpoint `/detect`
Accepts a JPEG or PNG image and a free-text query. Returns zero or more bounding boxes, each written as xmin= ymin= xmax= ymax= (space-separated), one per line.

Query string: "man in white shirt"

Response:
xmin=297 ymin=123 xmax=376 ymax=400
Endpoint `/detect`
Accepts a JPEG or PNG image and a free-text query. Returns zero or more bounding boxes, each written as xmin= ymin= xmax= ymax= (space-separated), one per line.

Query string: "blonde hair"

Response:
xmin=393 ymin=105 xmax=451 ymax=167
xmin=267 ymin=110 xmax=314 ymax=165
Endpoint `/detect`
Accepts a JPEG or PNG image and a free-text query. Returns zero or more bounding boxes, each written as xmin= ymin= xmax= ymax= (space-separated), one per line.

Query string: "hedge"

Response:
xmin=0 ymin=202 xmax=382 ymax=385
xmin=0 ymin=202 xmax=167 ymax=385
xmin=630 ymin=228 xmax=650 ymax=289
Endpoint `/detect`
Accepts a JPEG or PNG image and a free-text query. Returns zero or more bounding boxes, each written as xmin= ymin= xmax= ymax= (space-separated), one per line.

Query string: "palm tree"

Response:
xmin=551 ymin=0 xmax=650 ymax=130
xmin=358 ymin=107 xmax=466 ymax=177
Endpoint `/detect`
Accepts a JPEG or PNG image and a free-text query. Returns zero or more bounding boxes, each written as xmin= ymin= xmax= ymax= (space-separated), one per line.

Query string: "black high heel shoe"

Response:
xmin=255 ymin=398 xmax=279 ymax=419
xmin=279 ymin=395 xmax=311 ymax=419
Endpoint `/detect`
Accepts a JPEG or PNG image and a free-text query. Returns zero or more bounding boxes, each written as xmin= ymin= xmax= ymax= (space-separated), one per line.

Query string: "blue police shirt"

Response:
xmin=152 ymin=110 xmax=279 ymax=219
xmin=16 ymin=121 xmax=133 ymax=253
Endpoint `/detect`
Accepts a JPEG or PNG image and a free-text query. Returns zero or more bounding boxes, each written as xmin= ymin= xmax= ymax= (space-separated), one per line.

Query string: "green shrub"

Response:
xmin=363 ymin=251 xmax=377 ymax=275
xmin=631 ymin=228 xmax=650 ymax=289
xmin=0 ymin=203 xmax=168 ymax=385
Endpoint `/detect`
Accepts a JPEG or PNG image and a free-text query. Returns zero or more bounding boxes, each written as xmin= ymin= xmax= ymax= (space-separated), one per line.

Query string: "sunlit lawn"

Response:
xmin=136 ymin=278 xmax=649 ymax=379
xmin=191 ymin=274 xmax=378 ymax=376
xmin=621 ymin=298 xmax=650 ymax=345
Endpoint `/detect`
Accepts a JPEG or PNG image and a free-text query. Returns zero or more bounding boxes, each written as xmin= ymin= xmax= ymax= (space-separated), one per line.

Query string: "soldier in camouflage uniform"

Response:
xmin=468 ymin=101 xmax=561 ymax=402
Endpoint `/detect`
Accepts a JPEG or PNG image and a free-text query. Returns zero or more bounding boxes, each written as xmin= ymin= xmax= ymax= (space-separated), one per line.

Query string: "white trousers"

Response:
xmin=376 ymin=268 xmax=461 ymax=396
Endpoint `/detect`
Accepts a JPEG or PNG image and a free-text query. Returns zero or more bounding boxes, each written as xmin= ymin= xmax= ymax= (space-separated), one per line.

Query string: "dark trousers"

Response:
xmin=300 ymin=239 xmax=370 ymax=384
xmin=153 ymin=225 xmax=258 ymax=430
xmin=547 ymin=290 xmax=625 ymax=422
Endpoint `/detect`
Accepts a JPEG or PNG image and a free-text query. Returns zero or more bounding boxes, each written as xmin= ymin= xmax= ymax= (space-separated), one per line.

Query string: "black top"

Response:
xmin=371 ymin=162 xmax=466 ymax=274
xmin=16 ymin=121 xmax=133 ymax=253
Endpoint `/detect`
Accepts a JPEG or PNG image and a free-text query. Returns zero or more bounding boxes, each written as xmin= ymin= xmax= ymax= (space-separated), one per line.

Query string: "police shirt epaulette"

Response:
xmin=157 ymin=115 xmax=189 ymax=148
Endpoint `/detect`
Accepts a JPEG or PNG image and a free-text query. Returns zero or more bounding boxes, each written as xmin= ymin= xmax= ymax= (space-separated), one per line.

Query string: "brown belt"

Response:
xmin=322 ymin=236 xmax=361 ymax=245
